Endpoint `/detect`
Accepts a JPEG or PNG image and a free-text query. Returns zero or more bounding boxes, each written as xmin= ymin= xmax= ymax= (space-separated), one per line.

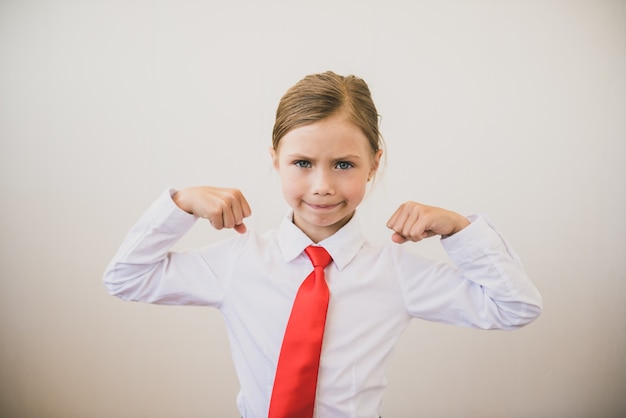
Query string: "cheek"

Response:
xmin=279 ymin=170 xmax=303 ymax=197
xmin=344 ymin=176 xmax=368 ymax=199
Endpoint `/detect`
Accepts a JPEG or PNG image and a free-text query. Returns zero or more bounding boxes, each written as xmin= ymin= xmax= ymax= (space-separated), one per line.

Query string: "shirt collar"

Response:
xmin=276 ymin=210 xmax=365 ymax=271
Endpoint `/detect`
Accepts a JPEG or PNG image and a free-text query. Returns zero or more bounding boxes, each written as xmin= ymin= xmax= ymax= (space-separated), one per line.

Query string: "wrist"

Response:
xmin=172 ymin=189 xmax=194 ymax=214
xmin=443 ymin=215 xmax=470 ymax=239
xmin=455 ymin=216 xmax=471 ymax=233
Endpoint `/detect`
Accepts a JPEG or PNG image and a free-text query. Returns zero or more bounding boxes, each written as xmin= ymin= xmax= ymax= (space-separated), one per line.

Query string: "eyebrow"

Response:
xmin=335 ymin=154 xmax=363 ymax=161
xmin=286 ymin=153 xmax=363 ymax=160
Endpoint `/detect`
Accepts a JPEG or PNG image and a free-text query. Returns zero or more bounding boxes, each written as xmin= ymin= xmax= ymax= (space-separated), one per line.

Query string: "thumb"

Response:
xmin=391 ymin=232 xmax=407 ymax=244
xmin=234 ymin=223 xmax=247 ymax=234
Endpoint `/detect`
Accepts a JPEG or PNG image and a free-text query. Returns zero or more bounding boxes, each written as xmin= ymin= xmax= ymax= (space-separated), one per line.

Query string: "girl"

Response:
xmin=104 ymin=71 xmax=542 ymax=417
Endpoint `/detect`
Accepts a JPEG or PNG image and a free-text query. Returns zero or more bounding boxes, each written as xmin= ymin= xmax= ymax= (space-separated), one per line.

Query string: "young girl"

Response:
xmin=104 ymin=71 xmax=542 ymax=418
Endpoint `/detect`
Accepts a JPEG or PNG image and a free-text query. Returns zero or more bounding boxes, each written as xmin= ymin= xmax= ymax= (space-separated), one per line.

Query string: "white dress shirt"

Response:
xmin=104 ymin=189 xmax=542 ymax=418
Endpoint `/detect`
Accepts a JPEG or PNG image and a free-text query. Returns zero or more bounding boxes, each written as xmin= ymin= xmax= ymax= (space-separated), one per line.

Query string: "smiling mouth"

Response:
xmin=306 ymin=202 xmax=341 ymax=210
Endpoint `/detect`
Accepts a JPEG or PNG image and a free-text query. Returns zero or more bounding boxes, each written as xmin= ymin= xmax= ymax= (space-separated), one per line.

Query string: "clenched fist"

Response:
xmin=173 ymin=186 xmax=252 ymax=234
xmin=387 ymin=201 xmax=470 ymax=244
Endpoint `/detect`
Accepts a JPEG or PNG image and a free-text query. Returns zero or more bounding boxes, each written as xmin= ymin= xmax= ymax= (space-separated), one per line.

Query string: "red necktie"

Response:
xmin=268 ymin=245 xmax=332 ymax=418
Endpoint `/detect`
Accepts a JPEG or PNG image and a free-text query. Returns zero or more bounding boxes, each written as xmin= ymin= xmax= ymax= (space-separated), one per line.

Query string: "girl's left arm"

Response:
xmin=389 ymin=203 xmax=542 ymax=330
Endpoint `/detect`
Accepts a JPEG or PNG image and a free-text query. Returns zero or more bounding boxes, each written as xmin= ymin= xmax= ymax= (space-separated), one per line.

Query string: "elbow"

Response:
xmin=485 ymin=293 xmax=543 ymax=331
xmin=508 ymin=294 xmax=543 ymax=329
xmin=102 ymin=264 xmax=131 ymax=300
xmin=102 ymin=262 xmax=161 ymax=303
xmin=517 ymin=302 xmax=542 ymax=328
xmin=103 ymin=275 xmax=121 ymax=299
xmin=507 ymin=281 xmax=544 ymax=329
xmin=103 ymin=279 xmax=123 ymax=299
xmin=522 ymin=285 xmax=544 ymax=324
xmin=524 ymin=293 xmax=544 ymax=325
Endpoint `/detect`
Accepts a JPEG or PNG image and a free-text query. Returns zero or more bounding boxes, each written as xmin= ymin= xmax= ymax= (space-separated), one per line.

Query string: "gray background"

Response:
xmin=1 ymin=1 xmax=624 ymax=417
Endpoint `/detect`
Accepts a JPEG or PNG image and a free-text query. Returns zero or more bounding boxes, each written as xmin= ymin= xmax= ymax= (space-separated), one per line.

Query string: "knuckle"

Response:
xmin=227 ymin=188 xmax=242 ymax=198
xmin=209 ymin=205 xmax=224 ymax=216
xmin=216 ymin=199 xmax=230 ymax=211
xmin=209 ymin=218 xmax=223 ymax=230
xmin=222 ymin=196 xmax=232 ymax=205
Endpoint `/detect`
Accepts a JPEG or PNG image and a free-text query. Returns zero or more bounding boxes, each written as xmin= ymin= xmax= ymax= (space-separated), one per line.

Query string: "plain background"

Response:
xmin=1 ymin=1 xmax=625 ymax=417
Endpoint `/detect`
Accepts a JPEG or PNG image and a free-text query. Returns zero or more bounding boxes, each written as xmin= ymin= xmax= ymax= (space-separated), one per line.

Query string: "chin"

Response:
xmin=315 ymin=213 xmax=352 ymax=229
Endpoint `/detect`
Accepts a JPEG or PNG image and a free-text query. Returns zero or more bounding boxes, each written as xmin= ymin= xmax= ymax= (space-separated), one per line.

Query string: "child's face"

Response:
xmin=270 ymin=113 xmax=382 ymax=243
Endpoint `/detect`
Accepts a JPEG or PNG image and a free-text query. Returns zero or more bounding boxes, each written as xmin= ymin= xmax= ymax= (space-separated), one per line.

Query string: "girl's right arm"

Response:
xmin=173 ymin=186 xmax=251 ymax=233
xmin=103 ymin=187 xmax=251 ymax=306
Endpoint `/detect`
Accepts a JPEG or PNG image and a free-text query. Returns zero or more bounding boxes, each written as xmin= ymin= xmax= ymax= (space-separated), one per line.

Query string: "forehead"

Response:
xmin=277 ymin=115 xmax=371 ymax=157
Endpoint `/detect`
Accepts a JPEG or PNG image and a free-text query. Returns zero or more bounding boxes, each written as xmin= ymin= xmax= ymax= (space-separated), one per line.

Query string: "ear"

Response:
xmin=368 ymin=149 xmax=383 ymax=180
xmin=269 ymin=147 xmax=279 ymax=170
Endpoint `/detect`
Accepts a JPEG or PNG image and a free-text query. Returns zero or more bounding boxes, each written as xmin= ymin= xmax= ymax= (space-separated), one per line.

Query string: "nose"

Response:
xmin=312 ymin=168 xmax=334 ymax=195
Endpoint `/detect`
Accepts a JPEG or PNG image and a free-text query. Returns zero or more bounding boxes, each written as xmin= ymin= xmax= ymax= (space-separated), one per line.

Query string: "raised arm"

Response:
xmin=103 ymin=187 xmax=251 ymax=306
xmin=387 ymin=202 xmax=542 ymax=330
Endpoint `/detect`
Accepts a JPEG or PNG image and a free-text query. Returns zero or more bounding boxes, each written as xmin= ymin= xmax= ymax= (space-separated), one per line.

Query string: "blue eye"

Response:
xmin=294 ymin=160 xmax=311 ymax=168
xmin=336 ymin=161 xmax=353 ymax=170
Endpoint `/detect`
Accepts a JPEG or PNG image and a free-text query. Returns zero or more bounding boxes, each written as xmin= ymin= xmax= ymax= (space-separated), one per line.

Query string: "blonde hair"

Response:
xmin=272 ymin=71 xmax=383 ymax=160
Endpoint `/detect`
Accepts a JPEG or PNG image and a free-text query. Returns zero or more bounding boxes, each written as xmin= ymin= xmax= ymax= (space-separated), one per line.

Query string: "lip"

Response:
xmin=305 ymin=202 xmax=342 ymax=210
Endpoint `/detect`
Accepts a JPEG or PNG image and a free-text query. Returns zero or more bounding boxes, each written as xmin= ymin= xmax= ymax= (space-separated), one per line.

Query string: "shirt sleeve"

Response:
xmin=395 ymin=215 xmax=543 ymax=330
xmin=103 ymin=188 xmax=244 ymax=307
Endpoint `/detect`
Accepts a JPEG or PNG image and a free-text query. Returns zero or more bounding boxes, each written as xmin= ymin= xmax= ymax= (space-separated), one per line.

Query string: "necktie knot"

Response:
xmin=304 ymin=245 xmax=332 ymax=269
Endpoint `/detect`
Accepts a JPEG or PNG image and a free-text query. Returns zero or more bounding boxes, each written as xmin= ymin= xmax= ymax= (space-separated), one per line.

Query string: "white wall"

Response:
xmin=1 ymin=1 xmax=624 ymax=417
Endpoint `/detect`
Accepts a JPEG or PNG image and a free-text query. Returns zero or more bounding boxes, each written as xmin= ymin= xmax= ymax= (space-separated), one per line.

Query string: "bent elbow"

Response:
xmin=102 ymin=263 xmax=133 ymax=301
xmin=508 ymin=281 xmax=544 ymax=329
xmin=523 ymin=293 xmax=544 ymax=325
xmin=507 ymin=295 xmax=543 ymax=329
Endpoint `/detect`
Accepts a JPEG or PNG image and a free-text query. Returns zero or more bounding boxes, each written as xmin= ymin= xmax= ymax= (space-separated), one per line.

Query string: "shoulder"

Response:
xmin=192 ymin=227 xmax=277 ymax=262
xmin=354 ymin=236 xmax=459 ymax=286
xmin=357 ymin=237 xmax=437 ymax=268
xmin=203 ymin=226 xmax=279 ymax=250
